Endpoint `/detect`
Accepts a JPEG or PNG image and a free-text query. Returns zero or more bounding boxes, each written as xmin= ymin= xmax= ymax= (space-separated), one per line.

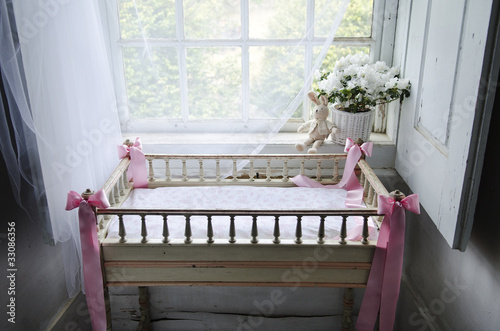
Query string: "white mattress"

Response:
xmin=107 ymin=186 xmax=378 ymax=241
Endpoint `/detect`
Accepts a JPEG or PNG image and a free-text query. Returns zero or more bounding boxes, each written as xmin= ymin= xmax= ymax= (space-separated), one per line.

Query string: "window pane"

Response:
xmin=184 ymin=0 xmax=241 ymax=39
xmin=186 ymin=47 xmax=242 ymax=119
xmin=312 ymin=45 xmax=370 ymax=91
xmin=118 ymin=0 xmax=176 ymax=39
xmin=315 ymin=45 xmax=371 ymax=71
xmin=250 ymin=46 xmax=304 ymax=118
xmin=122 ymin=47 xmax=181 ymax=118
xmin=315 ymin=0 xmax=373 ymax=38
xmin=249 ymin=0 xmax=306 ymax=39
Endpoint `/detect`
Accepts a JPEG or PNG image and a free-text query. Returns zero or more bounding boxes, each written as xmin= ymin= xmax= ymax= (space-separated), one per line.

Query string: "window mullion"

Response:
xmin=176 ymin=0 xmax=189 ymax=123
xmin=304 ymin=0 xmax=316 ymax=122
xmin=241 ymin=0 xmax=249 ymax=122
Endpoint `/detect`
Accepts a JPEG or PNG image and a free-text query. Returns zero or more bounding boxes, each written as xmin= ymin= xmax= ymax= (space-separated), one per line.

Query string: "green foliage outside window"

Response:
xmin=118 ymin=0 xmax=373 ymax=120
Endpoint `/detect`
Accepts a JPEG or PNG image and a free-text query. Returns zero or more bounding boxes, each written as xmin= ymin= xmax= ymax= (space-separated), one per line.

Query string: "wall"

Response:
xmin=393 ymin=70 xmax=500 ymax=330
xmin=0 ymin=154 xmax=89 ymax=330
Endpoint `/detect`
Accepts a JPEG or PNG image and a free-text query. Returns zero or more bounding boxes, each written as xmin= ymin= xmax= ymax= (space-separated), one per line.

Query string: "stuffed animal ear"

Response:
xmin=320 ymin=94 xmax=328 ymax=106
xmin=308 ymin=91 xmax=320 ymax=105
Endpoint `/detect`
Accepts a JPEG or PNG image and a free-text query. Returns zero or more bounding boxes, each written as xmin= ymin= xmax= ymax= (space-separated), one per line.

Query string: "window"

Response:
xmin=101 ymin=0 xmax=394 ymax=133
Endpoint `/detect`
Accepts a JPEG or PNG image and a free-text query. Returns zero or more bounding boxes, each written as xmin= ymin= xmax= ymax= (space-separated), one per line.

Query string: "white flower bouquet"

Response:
xmin=314 ymin=53 xmax=411 ymax=113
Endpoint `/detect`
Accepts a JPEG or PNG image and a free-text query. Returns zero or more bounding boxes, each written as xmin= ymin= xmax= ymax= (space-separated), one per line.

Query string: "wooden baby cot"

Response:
xmin=93 ymin=153 xmax=389 ymax=330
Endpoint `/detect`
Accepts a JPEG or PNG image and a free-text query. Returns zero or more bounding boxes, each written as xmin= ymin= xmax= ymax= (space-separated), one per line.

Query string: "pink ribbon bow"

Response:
xmin=344 ymin=137 xmax=373 ymax=157
xmin=356 ymin=193 xmax=420 ymax=331
xmin=66 ymin=190 xmax=110 ymax=331
xmin=292 ymin=138 xmax=376 ymax=240
xmin=117 ymin=137 xmax=148 ymax=188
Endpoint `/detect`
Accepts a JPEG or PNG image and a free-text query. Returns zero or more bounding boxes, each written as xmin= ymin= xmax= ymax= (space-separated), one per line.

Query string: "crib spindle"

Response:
xmin=251 ymin=216 xmax=258 ymax=244
xmin=367 ymin=185 xmax=375 ymax=206
xmin=199 ymin=160 xmax=205 ymax=182
xmin=122 ymin=171 xmax=129 ymax=189
xmin=316 ymin=160 xmax=322 ymax=181
xmin=148 ymin=159 xmax=155 ymax=182
xmin=249 ymin=160 xmax=255 ymax=182
xmin=359 ymin=171 xmax=365 ymax=188
xmin=113 ymin=184 xmax=120 ymax=203
xmin=207 ymin=216 xmax=214 ymax=244
xmin=361 ymin=216 xmax=369 ymax=244
xmin=295 ymin=216 xmax=303 ymax=244
xmin=118 ymin=176 xmax=125 ymax=196
xmin=232 ymin=159 xmax=238 ymax=182
xmin=162 ymin=215 xmax=169 ymax=244
xmin=229 ymin=216 xmax=236 ymax=243
xmin=363 ymin=174 xmax=369 ymax=198
xmin=266 ymin=159 xmax=271 ymax=182
xmin=140 ymin=215 xmax=148 ymax=243
xmin=333 ymin=158 xmax=340 ymax=182
xmin=273 ymin=216 xmax=280 ymax=244
xmin=165 ymin=159 xmax=171 ymax=182
xmin=118 ymin=215 xmax=126 ymax=243
xmin=182 ymin=159 xmax=188 ymax=182
xmin=215 ymin=160 xmax=221 ymax=182
xmin=317 ymin=216 xmax=326 ymax=244
xmin=339 ymin=216 xmax=347 ymax=245
xmin=282 ymin=159 xmax=289 ymax=182
xmin=300 ymin=160 xmax=305 ymax=175
xmin=184 ymin=215 xmax=192 ymax=244
xmin=108 ymin=190 xmax=116 ymax=206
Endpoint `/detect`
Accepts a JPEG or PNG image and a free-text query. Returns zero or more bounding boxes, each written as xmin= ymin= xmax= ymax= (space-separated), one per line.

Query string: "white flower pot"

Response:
xmin=330 ymin=107 xmax=374 ymax=144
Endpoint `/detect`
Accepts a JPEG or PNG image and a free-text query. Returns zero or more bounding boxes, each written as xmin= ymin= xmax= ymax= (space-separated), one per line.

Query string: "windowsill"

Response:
xmin=124 ymin=132 xmax=393 ymax=145
xmin=123 ymin=132 xmax=396 ymax=169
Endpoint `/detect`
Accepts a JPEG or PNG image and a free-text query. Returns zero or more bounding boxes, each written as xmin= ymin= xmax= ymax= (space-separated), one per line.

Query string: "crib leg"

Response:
xmin=137 ymin=286 xmax=152 ymax=331
xmin=342 ymin=288 xmax=354 ymax=331
xmin=104 ymin=287 xmax=112 ymax=331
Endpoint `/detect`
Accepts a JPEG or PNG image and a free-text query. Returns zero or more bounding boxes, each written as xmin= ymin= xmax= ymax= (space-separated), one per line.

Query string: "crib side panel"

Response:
xmin=102 ymin=242 xmax=375 ymax=288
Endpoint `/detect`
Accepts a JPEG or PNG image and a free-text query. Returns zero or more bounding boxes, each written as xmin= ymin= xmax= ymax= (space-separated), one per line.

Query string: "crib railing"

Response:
xmin=97 ymin=208 xmax=381 ymax=245
xmin=144 ymin=154 xmax=348 ymax=185
xmin=97 ymin=153 xmax=388 ymax=244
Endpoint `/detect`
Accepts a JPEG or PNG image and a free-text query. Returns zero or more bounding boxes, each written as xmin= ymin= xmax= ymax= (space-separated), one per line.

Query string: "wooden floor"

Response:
xmin=109 ymin=286 xmax=364 ymax=330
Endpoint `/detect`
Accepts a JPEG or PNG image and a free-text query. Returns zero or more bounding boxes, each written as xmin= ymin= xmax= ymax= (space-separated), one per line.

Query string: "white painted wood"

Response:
xmin=394 ymin=0 xmax=493 ymax=249
xmin=107 ymin=286 xmax=366 ymax=330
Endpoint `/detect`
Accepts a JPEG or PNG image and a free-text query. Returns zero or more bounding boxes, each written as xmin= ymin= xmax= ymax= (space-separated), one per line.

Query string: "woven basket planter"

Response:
xmin=330 ymin=107 xmax=374 ymax=144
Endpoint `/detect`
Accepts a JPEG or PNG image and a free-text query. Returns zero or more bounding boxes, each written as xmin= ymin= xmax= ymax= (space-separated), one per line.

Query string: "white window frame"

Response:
xmin=99 ymin=0 xmax=398 ymax=135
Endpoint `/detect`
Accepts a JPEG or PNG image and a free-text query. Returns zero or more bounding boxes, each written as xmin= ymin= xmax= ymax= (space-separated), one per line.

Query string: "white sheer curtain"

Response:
xmin=9 ymin=0 xmax=122 ymax=296
xmin=2 ymin=0 xmax=350 ymax=297
xmin=115 ymin=0 xmax=351 ymax=175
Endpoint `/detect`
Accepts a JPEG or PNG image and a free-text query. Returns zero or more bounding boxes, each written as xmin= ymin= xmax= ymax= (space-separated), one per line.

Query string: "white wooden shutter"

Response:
xmin=392 ymin=0 xmax=496 ymax=250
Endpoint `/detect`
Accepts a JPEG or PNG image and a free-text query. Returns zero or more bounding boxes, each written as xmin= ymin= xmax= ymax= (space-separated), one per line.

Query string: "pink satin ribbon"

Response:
xmin=117 ymin=137 xmax=148 ymax=188
xmin=292 ymin=138 xmax=374 ymax=240
xmin=356 ymin=194 xmax=420 ymax=331
xmin=66 ymin=190 xmax=110 ymax=331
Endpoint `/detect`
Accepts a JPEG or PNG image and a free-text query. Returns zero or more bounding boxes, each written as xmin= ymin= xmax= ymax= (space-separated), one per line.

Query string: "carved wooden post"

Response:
xmin=140 ymin=215 xmax=148 ymax=244
xmin=339 ymin=216 xmax=347 ymax=245
xmin=273 ymin=216 xmax=280 ymax=244
xmin=162 ymin=215 xmax=169 ymax=244
xmin=249 ymin=159 xmax=255 ymax=181
xmin=137 ymin=286 xmax=152 ymax=331
xmin=207 ymin=215 xmax=214 ymax=244
xmin=184 ymin=215 xmax=192 ymax=244
xmin=317 ymin=216 xmax=326 ymax=244
xmin=295 ymin=216 xmax=303 ymax=244
xmin=229 ymin=215 xmax=236 ymax=243
xmin=118 ymin=215 xmax=126 ymax=243
xmin=342 ymin=288 xmax=354 ymax=331
xmin=251 ymin=215 xmax=258 ymax=244
xmin=361 ymin=216 xmax=369 ymax=245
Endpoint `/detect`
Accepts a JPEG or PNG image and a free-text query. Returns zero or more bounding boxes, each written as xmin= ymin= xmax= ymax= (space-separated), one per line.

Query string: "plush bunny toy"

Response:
xmin=295 ymin=91 xmax=336 ymax=154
